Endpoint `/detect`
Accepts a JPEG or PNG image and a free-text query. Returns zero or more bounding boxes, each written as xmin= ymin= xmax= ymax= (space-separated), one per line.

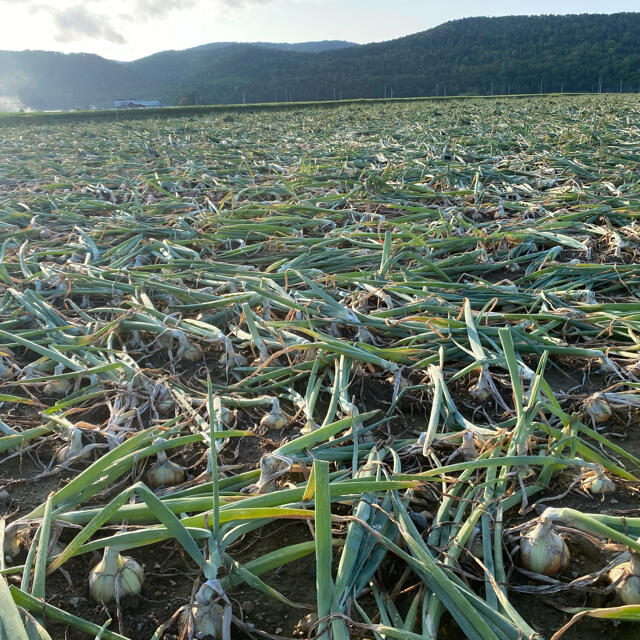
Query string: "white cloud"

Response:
xmin=129 ymin=0 xmax=279 ymax=22
xmin=129 ymin=0 xmax=200 ymax=22
xmin=50 ymin=4 xmax=126 ymax=44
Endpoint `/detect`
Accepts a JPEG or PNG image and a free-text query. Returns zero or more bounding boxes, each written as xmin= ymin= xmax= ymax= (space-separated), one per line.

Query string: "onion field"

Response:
xmin=2 ymin=95 xmax=640 ymax=640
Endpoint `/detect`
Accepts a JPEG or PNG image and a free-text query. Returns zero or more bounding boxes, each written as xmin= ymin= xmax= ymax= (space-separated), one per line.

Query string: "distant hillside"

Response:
xmin=129 ymin=40 xmax=356 ymax=87
xmin=1 ymin=15 xmax=640 ymax=111
xmin=0 ymin=40 xmax=355 ymax=110
xmin=0 ymin=51 xmax=152 ymax=111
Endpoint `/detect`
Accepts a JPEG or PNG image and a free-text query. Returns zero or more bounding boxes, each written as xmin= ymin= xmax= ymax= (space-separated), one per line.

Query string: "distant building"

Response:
xmin=114 ymin=99 xmax=165 ymax=109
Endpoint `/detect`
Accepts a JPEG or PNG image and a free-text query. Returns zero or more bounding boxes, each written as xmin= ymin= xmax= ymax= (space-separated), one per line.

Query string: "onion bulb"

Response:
xmin=44 ymin=378 xmax=72 ymax=396
xmin=55 ymin=427 xmax=86 ymax=464
xmin=466 ymin=525 xmax=484 ymax=560
xmin=156 ymin=396 xmax=174 ymax=415
xmin=0 ymin=419 xmax=18 ymax=453
xmin=153 ymin=383 xmax=174 ymax=415
xmin=251 ymin=453 xmax=292 ymax=494
xmin=221 ymin=338 xmax=247 ymax=370
xmin=583 ymin=392 xmax=612 ymax=424
xmin=219 ymin=405 xmax=236 ymax=427
xmin=387 ymin=371 xmax=410 ymax=402
xmin=459 ymin=430 xmax=479 ymax=461
xmin=220 ymin=348 xmax=247 ymax=370
xmin=520 ymin=519 xmax=570 ymax=576
xmin=3 ymin=524 xmax=23 ymax=559
xmin=0 ymin=358 xmax=12 ymax=379
xmin=0 ymin=419 xmax=17 ymax=438
xmin=259 ymin=398 xmax=287 ymax=430
xmin=181 ymin=579 xmax=231 ymax=639
xmin=177 ymin=339 xmax=202 ymax=363
xmin=610 ymin=551 xmax=640 ymax=605
xmin=581 ymin=469 xmax=615 ymax=495
xmin=300 ymin=419 xmax=320 ymax=434
xmin=89 ymin=547 xmax=144 ymax=603
xmin=293 ymin=613 xmax=319 ymax=638
xmin=357 ymin=326 xmax=376 ymax=344
xmin=44 ymin=364 xmax=71 ymax=396
xmin=146 ymin=440 xmax=185 ymax=488
xmin=161 ymin=330 xmax=202 ymax=363
xmin=469 ymin=368 xmax=492 ymax=401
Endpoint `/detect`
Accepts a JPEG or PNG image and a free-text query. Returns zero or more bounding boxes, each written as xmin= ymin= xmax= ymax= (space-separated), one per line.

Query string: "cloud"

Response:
xmin=51 ymin=5 xmax=126 ymax=44
xmin=124 ymin=0 xmax=282 ymax=31
xmin=131 ymin=0 xmax=277 ymax=21
xmin=0 ymin=1 xmax=127 ymax=44
xmin=131 ymin=0 xmax=198 ymax=22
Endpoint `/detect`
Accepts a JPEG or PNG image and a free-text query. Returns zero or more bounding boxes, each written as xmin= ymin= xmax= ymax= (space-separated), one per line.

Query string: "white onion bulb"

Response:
xmin=293 ymin=613 xmax=319 ymax=638
xmin=520 ymin=519 xmax=570 ymax=576
xmin=3 ymin=524 xmax=23 ymax=559
xmin=250 ymin=453 xmax=292 ymax=494
xmin=583 ymin=393 xmax=612 ymax=424
xmin=581 ymin=469 xmax=615 ymax=495
xmin=44 ymin=378 xmax=72 ymax=397
xmin=89 ymin=547 xmax=144 ymax=603
xmin=469 ymin=369 xmax=491 ymax=401
xmin=177 ymin=341 xmax=202 ymax=363
xmin=0 ymin=359 xmax=12 ymax=379
xmin=610 ymin=552 xmax=640 ymax=605
xmin=146 ymin=442 xmax=185 ymax=488
xmin=219 ymin=405 xmax=236 ymax=427
xmin=180 ymin=579 xmax=231 ymax=639
xmin=259 ymin=398 xmax=287 ymax=430
xmin=55 ymin=427 xmax=86 ymax=464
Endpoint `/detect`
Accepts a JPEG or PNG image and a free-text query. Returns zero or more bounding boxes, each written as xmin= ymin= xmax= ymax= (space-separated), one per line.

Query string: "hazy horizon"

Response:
xmin=0 ymin=1 xmax=638 ymax=61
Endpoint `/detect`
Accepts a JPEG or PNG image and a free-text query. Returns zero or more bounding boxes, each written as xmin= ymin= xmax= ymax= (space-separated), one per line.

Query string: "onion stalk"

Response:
xmin=154 ymin=384 xmax=175 ymax=415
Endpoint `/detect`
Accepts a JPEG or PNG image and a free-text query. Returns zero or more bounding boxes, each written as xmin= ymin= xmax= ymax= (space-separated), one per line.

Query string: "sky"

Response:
xmin=0 ymin=0 xmax=638 ymax=61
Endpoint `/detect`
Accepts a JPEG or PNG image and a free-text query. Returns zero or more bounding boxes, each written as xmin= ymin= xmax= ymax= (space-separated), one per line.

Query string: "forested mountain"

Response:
xmin=1 ymin=14 xmax=639 ymax=111
xmin=160 ymin=13 xmax=640 ymax=104
xmin=129 ymin=40 xmax=356 ymax=88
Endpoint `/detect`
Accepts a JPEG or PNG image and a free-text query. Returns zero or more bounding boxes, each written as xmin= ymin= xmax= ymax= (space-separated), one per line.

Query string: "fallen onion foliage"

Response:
xmin=2 ymin=94 xmax=640 ymax=639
